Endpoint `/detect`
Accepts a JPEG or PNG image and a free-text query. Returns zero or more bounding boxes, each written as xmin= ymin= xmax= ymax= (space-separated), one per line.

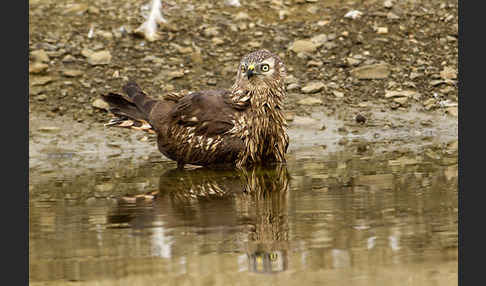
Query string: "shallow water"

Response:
xmin=29 ymin=142 xmax=458 ymax=285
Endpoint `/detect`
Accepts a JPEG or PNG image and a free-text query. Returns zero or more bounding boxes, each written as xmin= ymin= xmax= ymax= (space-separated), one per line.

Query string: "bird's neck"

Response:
xmin=231 ymin=81 xmax=288 ymax=167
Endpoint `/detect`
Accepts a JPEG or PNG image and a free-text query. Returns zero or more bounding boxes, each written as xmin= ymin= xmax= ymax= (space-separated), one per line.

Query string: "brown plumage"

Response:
xmin=101 ymin=49 xmax=289 ymax=168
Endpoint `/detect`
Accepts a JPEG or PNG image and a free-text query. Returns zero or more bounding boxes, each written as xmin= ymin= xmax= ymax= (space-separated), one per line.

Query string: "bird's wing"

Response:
xmin=168 ymin=90 xmax=237 ymax=136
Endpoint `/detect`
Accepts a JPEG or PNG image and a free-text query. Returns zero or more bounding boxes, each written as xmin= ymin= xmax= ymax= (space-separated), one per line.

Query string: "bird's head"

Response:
xmin=233 ymin=49 xmax=286 ymax=95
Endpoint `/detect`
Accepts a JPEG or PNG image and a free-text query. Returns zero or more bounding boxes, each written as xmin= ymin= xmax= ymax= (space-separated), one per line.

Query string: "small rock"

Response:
xmin=440 ymin=66 xmax=457 ymax=80
xmin=211 ymin=37 xmax=225 ymax=46
xmin=292 ymin=116 xmax=319 ymax=125
xmin=346 ymin=57 xmax=361 ymax=66
xmin=202 ymin=27 xmax=219 ymax=37
xmin=307 ymin=60 xmax=323 ymax=67
xmin=297 ymin=97 xmax=323 ymax=106
xmin=376 ymin=27 xmax=388 ymax=34
xmin=344 ymin=10 xmax=363 ymax=19
xmin=86 ymin=50 xmax=111 ymax=65
xmin=351 ymin=63 xmax=391 ymax=80
xmin=386 ymin=12 xmax=400 ymax=20
xmin=355 ymin=114 xmax=366 ymax=124
xmin=171 ymin=43 xmax=193 ymax=54
xmin=31 ymin=76 xmax=54 ymax=86
xmin=333 ymin=91 xmax=344 ymax=98
xmin=234 ymin=11 xmax=250 ymax=21
xmin=310 ymin=34 xmax=328 ymax=45
xmin=207 ymin=78 xmax=217 ymax=86
xmin=287 ymin=83 xmax=301 ymax=91
xmin=62 ymin=69 xmax=84 ymax=77
xmin=384 ymin=90 xmax=420 ymax=99
xmin=168 ymin=70 xmax=185 ymax=80
xmin=64 ymin=3 xmax=89 ymax=15
xmin=338 ymin=137 xmax=349 ymax=145
xmin=445 ymin=107 xmax=458 ymax=117
xmin=29 ymin=62 xmax=48 ymax=74
xmin=383 ymin=0 xmax=394 ymax=8
xmin=393 ymin=97 xmax=408 ymax=105
xmin=62 ymin=54 xmax=76 ymax=63
xmin=289 ymin=40 xmax=319 ymax=53
xmin=92 ymin=98 xmax=109 ymax=110
xmin=30 ymin=49 xmax=49 ymax=63
xmin=248 ymin=41 xmax=262 ymax=48
xmin=301 ymin=81 xmax=325 ymax=94
xmin=38 ymin=126 xmax=61 ymax=133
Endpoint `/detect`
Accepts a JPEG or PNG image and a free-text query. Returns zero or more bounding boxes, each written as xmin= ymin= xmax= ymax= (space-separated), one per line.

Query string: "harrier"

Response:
xmin=101 ymin=49 xmax=289 ymax=168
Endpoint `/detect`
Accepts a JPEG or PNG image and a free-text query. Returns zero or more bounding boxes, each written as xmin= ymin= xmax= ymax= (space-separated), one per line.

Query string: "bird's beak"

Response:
xmin=246 ymin=65 xmax=255 ymax=79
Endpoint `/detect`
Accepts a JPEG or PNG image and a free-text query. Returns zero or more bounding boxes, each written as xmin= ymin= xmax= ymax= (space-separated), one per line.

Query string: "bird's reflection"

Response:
xmin=107 ymin=164 xmax=290 ymax=274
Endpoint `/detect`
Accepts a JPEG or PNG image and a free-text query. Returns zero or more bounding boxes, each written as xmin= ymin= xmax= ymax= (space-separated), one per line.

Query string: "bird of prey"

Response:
xmin=101 ymin=49 xmax=289 ymax=169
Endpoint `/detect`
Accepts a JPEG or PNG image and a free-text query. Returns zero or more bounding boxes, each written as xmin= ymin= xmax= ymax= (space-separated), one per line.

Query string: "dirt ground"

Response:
xmin=28 ymin=0 xmax=458 ymax=181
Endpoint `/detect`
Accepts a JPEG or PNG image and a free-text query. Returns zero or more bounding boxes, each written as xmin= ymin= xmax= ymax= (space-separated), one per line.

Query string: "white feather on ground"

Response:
xmin=134 ymin=0 xmax=167 ymax=42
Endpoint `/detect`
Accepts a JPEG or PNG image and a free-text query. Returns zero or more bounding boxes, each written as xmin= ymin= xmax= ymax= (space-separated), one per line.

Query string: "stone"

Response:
xmin=86 ymin=50 xmax=111 ymax=65
xmin=301 ymin=81 xmax=325 ymax=94
xmin=30 ymin=49 xmax=49 ymax=63
xmin=384 ymin=90 xmax=420 ymax=99
xmin=298 ymin=97 xmax=323 ymax=106
xmin=234 ymin=11 xmax=250 ymax=21
xmin=383 ymin=0 xmax=394 ymax=8
xmin=203 ymin=27 xmax=219 ymax=37
xmin=393 ymin=97 xmax=408 ymax=105
xmin=92 ymin=98 xmax=109 ymax=110
xmin=346 ymin=57 xmax=361 ymax=66
xmin=287 ymin=83 xmax=300 ymax=91
xmin=376 ymin=27 xmax=388 ymax=34
xmin=440 ymin=66 xmax=457 ymax=80
xmin=30 ymin=76 xmax=54 ymax=86
xmin=289 ymin=40 xmax=319 ymax=53
xmin=168 ymin=70 xmax=185 ymax=80
xmin=62 ymin=69 xmax=83 ymax=77
xmin=333 ymin=91 xmax=344 ymax=98
xmin=211 ymin=38 xmax=224 ymax=45
xmin=29 ymin=62 xmax=48 ymax=74
xmin=38 ymin=126 xmax=61 ymax=133
xmin=446 ymin=107 xmax=458 ymax=117
xmin=351 ymin=63 xmax=391 ymax=79
xmin=344 ymin=10 xmax=363 ymax=19
xmin=310 ymin=34 xmax=328 ymax=45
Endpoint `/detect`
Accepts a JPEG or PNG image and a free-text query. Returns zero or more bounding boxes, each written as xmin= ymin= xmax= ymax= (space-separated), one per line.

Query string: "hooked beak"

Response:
xmin=246 ymin=65 xmax=255 ymax=79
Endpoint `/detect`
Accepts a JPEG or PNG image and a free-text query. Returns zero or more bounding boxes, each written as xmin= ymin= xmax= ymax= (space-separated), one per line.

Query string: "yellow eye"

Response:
xmin=261 ymin=64 xmax=270 ymax=72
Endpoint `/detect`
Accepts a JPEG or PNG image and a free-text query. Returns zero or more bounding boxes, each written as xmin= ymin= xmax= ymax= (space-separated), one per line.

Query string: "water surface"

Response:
xmin=29 ymin=142 xmax=458 ymax=285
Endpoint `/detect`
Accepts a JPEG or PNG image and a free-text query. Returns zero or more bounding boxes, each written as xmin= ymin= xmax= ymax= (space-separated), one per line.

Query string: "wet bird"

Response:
xmin=101 ymin=49 xmax=289 ymax=169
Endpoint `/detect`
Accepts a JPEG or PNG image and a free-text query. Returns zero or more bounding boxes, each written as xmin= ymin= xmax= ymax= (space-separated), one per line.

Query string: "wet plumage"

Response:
xmin=101 ymin=49 xmax=289 ymax=168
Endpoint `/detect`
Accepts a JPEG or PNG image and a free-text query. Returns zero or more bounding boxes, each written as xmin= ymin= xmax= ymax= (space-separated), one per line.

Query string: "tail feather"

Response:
xmin=100 ymin=81 xmax=159 ymax=133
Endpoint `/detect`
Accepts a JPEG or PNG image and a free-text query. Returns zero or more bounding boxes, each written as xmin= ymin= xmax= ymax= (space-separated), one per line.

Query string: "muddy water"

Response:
xmin=29 ymin=142 xmax=457 ymax=285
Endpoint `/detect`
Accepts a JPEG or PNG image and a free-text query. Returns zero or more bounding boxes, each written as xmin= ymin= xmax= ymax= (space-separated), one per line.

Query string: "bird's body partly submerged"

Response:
xmin=101 ymin=49 xmax=289 ymax=168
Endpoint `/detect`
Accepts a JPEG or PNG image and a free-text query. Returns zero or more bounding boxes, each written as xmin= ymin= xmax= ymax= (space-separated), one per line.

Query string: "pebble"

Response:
xmin=333 ymin=91 xmax=344 ymax=98
xmin=376 ymin=27 xmax=389 ymax=34
xmin=440 ymin=66 xmax=457 ymax=80
xmin=211 ymin=38 xmax=225 ymax=46
xmin=31 ymin=76 xmax=54 ymax=86
xmin=38 ymin=126 xmax=61 ymax=133
xmin=287 ymin=83 xmax=301 ymax=91
xmin=62 ymin=69 xmax=84 ymax=77
xmin=445 ymin=107 xmax=458 ymax=117
xmin=289 ymin=39 xmax=319 ymax=53
xmin=29 ymin=62 xmax=48 ymax=74
xmin=92 ymin=98 xmax=109 ymax=110
xmin=297 ymin=97 xmax=323 ymax=106
xmin=355 ymin=114 xmax=367 ymax=124
xmin=350 ymin=63 xmax=391 ymax=79
xmin=301 ymin=81 xmax=325 ymax=94
xmin=86 ymin=50 xmax=112 ymax=65
xmin=30 ymin=49 xmax=49 ymax=63
xmin=384 ymin=90 xmax=420 ymax=99
xmin=168 ymin=70 xmax=185 ymax=80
